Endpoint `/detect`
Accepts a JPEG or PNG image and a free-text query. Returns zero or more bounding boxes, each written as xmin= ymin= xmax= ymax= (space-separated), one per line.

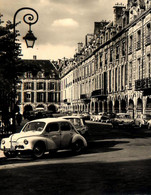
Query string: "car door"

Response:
xmin=45 ymin=122 xmax=61 ymax=148
xmin=60 ymin=122 xmax=73 ymax=148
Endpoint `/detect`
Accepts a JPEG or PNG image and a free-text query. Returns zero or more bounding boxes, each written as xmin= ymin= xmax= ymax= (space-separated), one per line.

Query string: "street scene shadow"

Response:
xmin=87 ymin=122 xmax=151 ymax=140
xmin=0 ymin=139 xmax=127 ymax=165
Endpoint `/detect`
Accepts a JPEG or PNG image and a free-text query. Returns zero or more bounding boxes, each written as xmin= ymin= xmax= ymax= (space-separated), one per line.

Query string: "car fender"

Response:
xmin=71 ymin=134 xmax=87 ymax=147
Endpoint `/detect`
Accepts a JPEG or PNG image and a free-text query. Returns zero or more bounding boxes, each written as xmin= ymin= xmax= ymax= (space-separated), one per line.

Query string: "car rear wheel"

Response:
xmin=4 ymin=151 xmax=17 ymax=158
xmin=72 ymin=140 xmax=84 ymax=154
xmin=33 ymin=142 xmax=45 ymax=159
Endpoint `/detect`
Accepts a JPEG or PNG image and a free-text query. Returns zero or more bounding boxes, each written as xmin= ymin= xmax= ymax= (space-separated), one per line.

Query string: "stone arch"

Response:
xmin=95 ymin=102 xmax=98 ymax=113
xmin=91 ymin=102 xmax=94 ymax=112
xmin=109 ymin=100 xmax=113 ymax=113
xmin=121 ymin=99 xmax=126 ymax=113
xmin=146 ymin=97 xmax=151 ymax=110
xmin=104 ymin=101 xmax=107 ymax=113
xmin=48 ymin=104 xmax=57 ymax=113
xmin=114 ymin=100 xmax=119 ymax=113
xmin=129 ymin=99 xmax=134 ymax=118
xmin=36 ymin=104 xmax=44 ymax=108
xmin=99 ymin=101 xmax=102 ymax=112
xmin=23 ymin=104 xmax=33 ymax=118
xmin=137 ymin=98 xmax=143 ymax=111
xmin=24 ymin=104 xmax=33 ymax=112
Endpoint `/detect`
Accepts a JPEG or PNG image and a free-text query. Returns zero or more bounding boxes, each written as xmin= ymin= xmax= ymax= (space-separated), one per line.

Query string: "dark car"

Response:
xmin=111 ymin=113 xmax=134 ymax=128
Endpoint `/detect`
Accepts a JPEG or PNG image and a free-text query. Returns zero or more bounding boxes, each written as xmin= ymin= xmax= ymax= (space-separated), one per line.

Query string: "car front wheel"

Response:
xmin=4 ymin=151 xmax=17 ymax=158
xmin=33 ymin=142 xmax=45 ymax=159
xmin=72 ymin=140 xmax=84 ymax=154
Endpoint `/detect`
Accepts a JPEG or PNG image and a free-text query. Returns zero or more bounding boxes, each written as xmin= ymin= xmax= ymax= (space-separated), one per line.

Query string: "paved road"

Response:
xmin=1 ymin=122 xmax=151 ymax=194
xmin=1 ymin=129 xmax=151 ymax=168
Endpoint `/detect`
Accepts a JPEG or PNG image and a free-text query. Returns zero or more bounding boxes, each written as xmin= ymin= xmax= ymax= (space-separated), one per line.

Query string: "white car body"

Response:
xmin=1 ymin=118 xmax=87 ymax=158
xmin=59 ymin=115 xmax=88 ymax=136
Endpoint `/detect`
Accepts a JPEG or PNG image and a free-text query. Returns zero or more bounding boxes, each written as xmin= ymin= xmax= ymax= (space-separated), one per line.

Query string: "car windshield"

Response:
xmin=22 ymin=122 xmax=46 ymax=132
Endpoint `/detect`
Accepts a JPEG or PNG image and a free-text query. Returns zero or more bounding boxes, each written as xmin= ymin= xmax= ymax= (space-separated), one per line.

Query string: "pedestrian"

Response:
xmin=16 ymin=112 xmax=22 ymax=126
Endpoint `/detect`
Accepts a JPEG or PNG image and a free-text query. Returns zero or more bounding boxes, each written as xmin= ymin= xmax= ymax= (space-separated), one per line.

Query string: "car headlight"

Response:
xmin=1 ymin=139 xmax=5 ymax=144
xmin=24 ymin=139 xmax=28 ymax=145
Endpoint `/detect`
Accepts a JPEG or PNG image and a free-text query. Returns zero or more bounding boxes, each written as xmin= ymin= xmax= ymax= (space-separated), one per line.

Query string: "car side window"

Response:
xmin=46 ymin=123 xmax=59 ymax=132
xmin=60 ymin=122 xmax=71 ymax=131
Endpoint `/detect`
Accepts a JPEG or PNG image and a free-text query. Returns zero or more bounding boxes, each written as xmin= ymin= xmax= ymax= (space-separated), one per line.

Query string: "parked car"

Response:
xmin=111 ymin=113 xmax=134 ymax=128
xmin=147 ymin=118 xmax=151 ymax=130
xmin=134 ymin=114 xmax=151 ymax=128
xmin=100 ymin=112 xmax=116 ymax=123
xmin=0 ymin=118 xmax=87 ymax=159
xmin=59 ymin=115 xmax=88 ymax=137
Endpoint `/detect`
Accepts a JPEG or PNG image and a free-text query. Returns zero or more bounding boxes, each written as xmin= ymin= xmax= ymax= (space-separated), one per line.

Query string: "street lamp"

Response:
xmin=11 ymin=7 xmax=39 ymax=130
xmin=13 ymin=7 xmax=39 ymax=48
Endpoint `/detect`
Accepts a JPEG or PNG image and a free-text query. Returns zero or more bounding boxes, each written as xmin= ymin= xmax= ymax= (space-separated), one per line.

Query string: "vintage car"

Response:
xmin=59 ymin=115 xmax=88 ymax=136
xmin=0 ymin=118 xmax=87 ymax=159
xmin=134 ymin=114 xmax=151 ymax=128
xmin=111 ymin=113 xmax=134 ymax=128
xmin=147 ymin=119 xmax=151 ymax=130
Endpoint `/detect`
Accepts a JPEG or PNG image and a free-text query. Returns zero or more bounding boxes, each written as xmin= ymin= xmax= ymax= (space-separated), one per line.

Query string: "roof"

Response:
xmin=22 ymin=59 xmax=60 ymax=79
xmin=28 ymin=117 xmax=68 ymax=123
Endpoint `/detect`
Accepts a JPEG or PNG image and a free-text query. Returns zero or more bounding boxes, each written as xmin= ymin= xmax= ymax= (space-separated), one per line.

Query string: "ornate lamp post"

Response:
xmin=11 ymin=7 xmax=39 ymax=130
xmin=13 ymin=7 xmax=39 ymax=48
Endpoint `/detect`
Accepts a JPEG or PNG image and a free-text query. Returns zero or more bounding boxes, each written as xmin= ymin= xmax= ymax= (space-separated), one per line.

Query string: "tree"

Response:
xmin=0 ymin=20 xmax=23 ymax=131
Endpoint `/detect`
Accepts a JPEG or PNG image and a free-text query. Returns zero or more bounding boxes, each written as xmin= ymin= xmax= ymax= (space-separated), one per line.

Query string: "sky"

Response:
xmin=0 ymin=0 xmax=127 ymax=61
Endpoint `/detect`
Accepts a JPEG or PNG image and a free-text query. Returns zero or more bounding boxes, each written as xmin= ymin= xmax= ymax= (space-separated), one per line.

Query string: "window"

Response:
xmin=48 ymin=82 xmax=55 ymax=90
xmin=25 ymin=72 xmax=32 ymax=78
xmin=99 ymin=52 xmax=103 ymax=67
xmin=122 ymin=41 xmax=126 ymax=56
xmin=60 ymin=122 xmax=71 ymax=131
xmin=116 ymin=45 xmax=119 ymax=59
xmin=137 ymin=58 xmax=141 ymax=79
xmin=105 ymin=51 xmax=108 ymax=65
xmin=46 ymin=123 xmax=59 ymax=132
xmin=110 ymin=49 xmax=113 ymax=62
xmin=129 ymin=35 xmax=133 ymax=54
xmin=136 ymin=30 xmax=141 ymax=50
xmin=148 ymin=54 xmax=151 ymax=77
xmin=115 ymin=68 xmax=118 ymax=91
xmin=125 ymin=63 xmax=128 ymax=85
xmin=24 ymin=82 xmax=33 ymax=90
xmin=146 ymin=23 xmax=150 ymax=45
xmin=37 ymin=82 xmax=45 ymax=90
xmin=109 ymin=70 xmax=111 ymax=92
xmin=37 ymin=92 xmax=45 ymax=102
xmin=129 ymin=62 xmax=132 ymax=88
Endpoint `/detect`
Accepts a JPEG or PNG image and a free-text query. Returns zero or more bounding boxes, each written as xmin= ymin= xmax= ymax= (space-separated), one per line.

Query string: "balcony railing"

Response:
xmin=135 ymin=77 xmax=151 ymax=91
xmin=128 ymin=46 xmax=132 ymax=54
xmin=91 ymin=89 xmax=107 ymax=100
xmin=146 ymin=35 xmax=150 ymax=46
xmin=80 ymin=94 xmax=90 ymax=103
xmin=136 ymin=41 xmax=141 ymax=50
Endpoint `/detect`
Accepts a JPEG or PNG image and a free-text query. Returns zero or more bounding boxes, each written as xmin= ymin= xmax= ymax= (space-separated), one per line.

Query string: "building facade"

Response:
xmin=60 ymin=0 xmax=151 ymax=118
xmin=17 ymin=59 xmax=60 ymax=114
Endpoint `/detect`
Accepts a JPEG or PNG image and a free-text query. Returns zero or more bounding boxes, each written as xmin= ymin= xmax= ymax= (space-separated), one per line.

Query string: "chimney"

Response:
xmin=77 ymin=42 xmax=83 ymax=53
xmin=113 ymin=3 xmax=126 ymax=26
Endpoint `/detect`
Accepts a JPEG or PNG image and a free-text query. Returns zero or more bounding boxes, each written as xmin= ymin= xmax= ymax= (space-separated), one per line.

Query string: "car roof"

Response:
xmin=116 ymin=113 xmax=130 ymax=115
xmin=59 ymin=115 xmax=83 ymax=119
xmin=29 ymin=117 xmax=69 ymax=123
